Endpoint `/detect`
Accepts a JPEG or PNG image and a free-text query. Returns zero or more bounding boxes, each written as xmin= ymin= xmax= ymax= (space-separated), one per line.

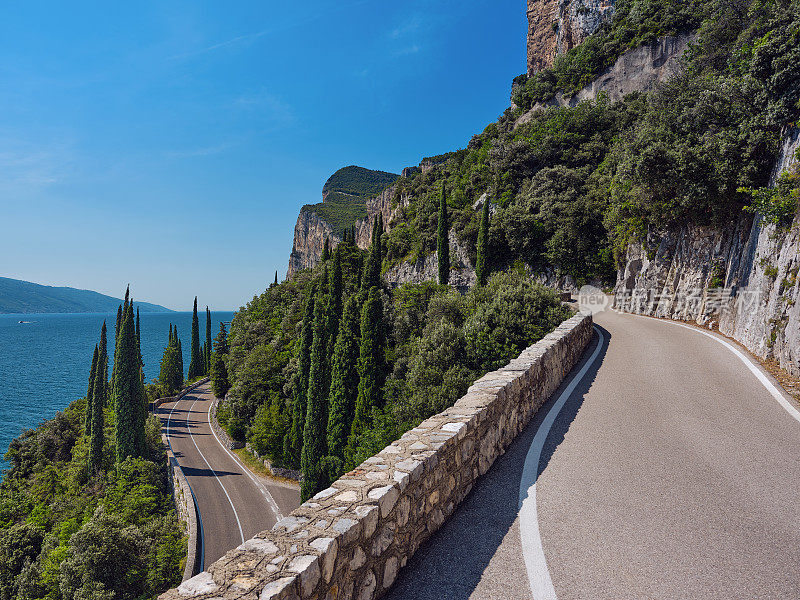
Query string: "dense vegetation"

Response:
xmin=219 ymin=231 xmax=572 ymax=499
xmin=301 ymin=166 xmax=399 ymax=236
xmin=378 ymin=0 xmax=799 ymax=285
xmin=0 ymin=291 xmax=186 ymax=600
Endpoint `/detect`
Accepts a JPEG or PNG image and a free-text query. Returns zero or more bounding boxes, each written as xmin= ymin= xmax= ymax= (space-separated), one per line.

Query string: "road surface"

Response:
xmin=158 ymin=383 xmax=300 ymax=568
xmin=386 ymin=307 xmax=800 ymax=600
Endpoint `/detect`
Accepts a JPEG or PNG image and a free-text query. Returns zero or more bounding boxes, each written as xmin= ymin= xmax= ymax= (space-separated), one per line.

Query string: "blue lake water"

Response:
xmin=0 ymin=311 xmax=234 ymax=466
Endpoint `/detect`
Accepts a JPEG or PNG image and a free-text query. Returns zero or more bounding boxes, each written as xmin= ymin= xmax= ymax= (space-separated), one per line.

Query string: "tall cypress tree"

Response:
xmin=322 ymin=237 xmax=330 ymax=262
xmin=300 ymin=289 xmax=329 ymax=501
xmin=114 ymin=302 xmax=145 ymax=462
xmin=326 ymin=295 xmax=360 ymax=460
xmin=347 ymin=287 xmax=385 ymax=461
xmin=88 ymin=351 xmax=106 ymax=475
xmin=361 ymin=217 xmax=381 ymax=292
xmin=211 ymin=322 xmax=230 ymax=399
xmin=274 ymin=271 xmax=278 ymax=286
xmin=205 ymin=307 xmax=212 ymax=375
xmin=159 ymin=325 xmax=183 ymax=395
xmin=176 ymin=331 xmax=184 ymax=381
xmin=438 ymin=183 xmax=450 ymax=285
xmin=113 ymin=305 xmax=122 ymax=387
xmin=325 ymin=250 xmax=343 ymax=381
xmin=188 ymin=297 xmax=202 ymax=379
xmin=476 ymin=196 xmax=490 ymax=287
xmin=85 ymin=345 xmax=99 ymax=435
xmin=287 ymin=283 xmax=316 ymax=467
xmin=97 ymin=321 xmax=108 ymax=406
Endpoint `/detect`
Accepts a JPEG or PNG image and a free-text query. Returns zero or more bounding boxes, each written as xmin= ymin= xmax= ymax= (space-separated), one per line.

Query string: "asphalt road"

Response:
xmin=158 ymin=383 xmax=300 ymax=568
xmin=386 ymin=308 xmax=800 ymax=599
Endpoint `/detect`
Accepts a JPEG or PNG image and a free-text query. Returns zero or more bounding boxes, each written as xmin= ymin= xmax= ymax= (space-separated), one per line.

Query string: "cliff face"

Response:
xmin=287 ymin=210 xmax=339 ymax=277
xmin=516 ymin=32 xmax=693 ymax=126
xmin=614 ymin=127 xmax=800 ymax=376
xmin=527 ymin=0 xmax=616 ymax=75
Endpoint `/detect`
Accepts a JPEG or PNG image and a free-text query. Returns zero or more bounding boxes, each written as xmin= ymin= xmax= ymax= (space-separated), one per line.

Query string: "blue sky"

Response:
xmin=0 ymin=1 xmax=526 ymax=310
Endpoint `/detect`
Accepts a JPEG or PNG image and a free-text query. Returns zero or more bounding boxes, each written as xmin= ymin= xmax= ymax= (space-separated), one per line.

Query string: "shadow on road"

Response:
xmin=180 ymin=465 xmax=241 ymax=479
xmin=385 ymin=327 xmax=608 ymax=600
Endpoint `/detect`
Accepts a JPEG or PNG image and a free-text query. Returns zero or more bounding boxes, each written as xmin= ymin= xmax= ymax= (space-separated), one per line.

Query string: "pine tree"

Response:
xmin=301 ymin=289 xmax=330 ymax=500
xmin=476 ymin=196 xmax=490 ymax=286
xmin=347 ymin=287 xmax=385 ymax=460
xmin=438 ymin=182 xmax=450 ymax=285
xmin=211 ymin=322 xmax=231 ymax=398
xmin=188 ymin=297 xmax=202 ymax=379
xmin=114 ymin=302 xmax=146 ymax=462
xmin=205 ymin=307 xmax=212 ymax=375
xmin=85 ymin=345 xmax=99 ymax=436
xmin=287 ymin=283 xmax=316 ymax=467
xmin=326 ymin=295 xmax=360 ymax=460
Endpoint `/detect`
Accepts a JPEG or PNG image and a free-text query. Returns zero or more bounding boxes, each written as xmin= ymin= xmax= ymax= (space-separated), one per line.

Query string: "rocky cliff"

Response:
xmin=614 ymin=127 xmax=800 ymax=376
xmin=516 ymin=32 xmax=693 ymax=126
xmin=527 ymin=0 xmax=616 ymax=75
xmin=287 ymin=210 xmax=339 ymax=277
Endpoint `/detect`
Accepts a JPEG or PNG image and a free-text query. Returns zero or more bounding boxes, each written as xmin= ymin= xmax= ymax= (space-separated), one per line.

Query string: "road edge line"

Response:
xmin=518 ymin=325 xmax=605 ymax=600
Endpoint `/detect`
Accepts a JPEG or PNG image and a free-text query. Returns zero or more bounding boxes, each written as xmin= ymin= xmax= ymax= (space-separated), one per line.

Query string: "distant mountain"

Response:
xmin=0 ymin=277 xmax=173 ymax=314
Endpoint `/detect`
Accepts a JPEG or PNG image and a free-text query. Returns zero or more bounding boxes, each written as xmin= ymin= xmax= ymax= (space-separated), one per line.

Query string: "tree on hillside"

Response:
xmin=114 ymin=303 xmax=145 ymax=462
xmin=159 ymin=326 xmax=183 ymax=396
xmin=346 ymin=286 xmax=385 ymax=464
xmin=326 ymin=295 xmax=360 ymax=461
xmin=438 ymin=183 xmax=450 ymax=285
xmin=325 ymin=249 xmax=343 ymax=385
xmin=187 ymin=298 xmax=202 ymax=379
xmin=476 ymin=196 xmax=490 ymax=286
xmin=322 ymin=237 xmax=330 ymax=262
xmin=274 ymin=271 xmax=278 ymax=287
xmin=97 ymin=321 xmax=108 ymax=405
xmin=300 ymin=289 xmax=330 ymax=500
xmin=88 ymin=349 xmax=106 ymax=475
xmin=85 ymin=345 xmax=99 ymax=436
xmin=205 ymin=307 xmax=212 ymax=375
xmin=211 ymin=322 xmax=230 ymax=399
xmin=286 ymin=283 xmax=316 ymax=467
xmin=135 ymin=307 xmax=142 ymax=367
xmin=361 ymin=217 xmax=381 ymax=292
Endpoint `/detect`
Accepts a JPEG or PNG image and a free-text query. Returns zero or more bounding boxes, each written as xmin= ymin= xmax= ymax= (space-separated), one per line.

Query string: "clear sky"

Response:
xmin=0 ymin=1 xmax=526 ymax=311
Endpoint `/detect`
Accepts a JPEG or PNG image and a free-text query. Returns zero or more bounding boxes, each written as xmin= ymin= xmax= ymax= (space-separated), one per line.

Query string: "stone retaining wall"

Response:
xmin=162 ymin=312 xmax=593 ymax=600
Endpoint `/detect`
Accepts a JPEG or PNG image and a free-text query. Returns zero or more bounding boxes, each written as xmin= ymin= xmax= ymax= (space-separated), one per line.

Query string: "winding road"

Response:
xmin=386 ymin=307 xmax=800 ymax=599
xmin=158 ymin=383 xmax=300 ymax=568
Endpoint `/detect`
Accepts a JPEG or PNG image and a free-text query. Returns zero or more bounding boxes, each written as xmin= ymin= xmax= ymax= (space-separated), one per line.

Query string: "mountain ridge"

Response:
xmin=0 ymin=276 xmax=173 ymax=314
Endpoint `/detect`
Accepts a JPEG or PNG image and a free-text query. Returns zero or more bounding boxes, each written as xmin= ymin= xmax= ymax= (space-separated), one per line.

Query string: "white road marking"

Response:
xmin=519 ymin=326 xmax=605 ymax=600
xmin=205 ymin=398 xmax=284 ymax=521
xmin=186 ymin=394 xmax=245 ymax=544
xmin=667 ymin=321 xmax=800 ymax=424
xmin=165 ymin=399 xmax=205 ymax=572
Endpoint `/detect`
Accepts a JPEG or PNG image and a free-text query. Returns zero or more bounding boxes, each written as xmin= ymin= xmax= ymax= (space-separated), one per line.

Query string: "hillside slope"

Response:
xmin=0 ymin=277 xmax=172 ymax=313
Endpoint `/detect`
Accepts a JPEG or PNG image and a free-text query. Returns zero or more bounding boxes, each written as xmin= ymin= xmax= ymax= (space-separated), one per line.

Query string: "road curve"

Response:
xmin=386 ymin=308 xmax=800 ymax=600
xmin=157 ymin=383 xmax=300 ymax=568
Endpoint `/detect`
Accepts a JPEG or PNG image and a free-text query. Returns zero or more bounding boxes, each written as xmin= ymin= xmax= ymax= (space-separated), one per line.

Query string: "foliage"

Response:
xmin=113 ymin=303 xmax=146 ymax=463
xmin=740 ymin=154 xmax=800 ymax=226
xmin=211 ymin=322 xmax=231 ymax=399
xmin=187 ymin=298 xmax=203 ymax=380
xmin=437 ymin=184 xmax=450 ymax=285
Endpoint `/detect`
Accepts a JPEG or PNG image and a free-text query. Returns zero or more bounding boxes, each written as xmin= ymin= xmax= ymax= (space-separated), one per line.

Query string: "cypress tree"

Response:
xmin=438 ymin=183 xmax=450 ymax=285
xmin=124 ymin=285 xmax=130 ymax=307
xmin=188 ymin=297 xmax=202 ymax=379
xmin=476 ymin=196 xmax=490 ymax=286
xmin=322 ymin=237 xmax=330 ymax=262
xmin=325 ymin=250 xmax=343 ymax=376
xmin=287 ymin=283 xmax=316 ymax=467
xmin=114 ymin=302 xmax=146 ymax=462
xmin=377 ymin=213 xmax=385 ymax=260
xmin=88 ymin=351 xmax=106 ymax=475
xmin=97 ymin=321 xmax=108 ymax=406
xmin=205 ymin=307 xmax=212 ymax=375
xmin=85 ymin=345 xmax=99 ymax=435
xmin=361 ymin=217 xmax=381 ymax=292
xmin=115 ymin=305 xmax=122 ymax=343
xmin=274 ymin=271 xmax=278 ymax=286
xmin=347 ymin=287 xmax=385 ymax=460
xmin=300 ymin=289 xmax=329 ymax=500
xmin=326 ymin=295 xmax=360 ymax=460
xmin=211 ymin=322 xmax=230 ymax=398
xmin=176 ymin=331 xmax=184 ymax=381
xmin=159 ymin=325 xmax=183 ymax=395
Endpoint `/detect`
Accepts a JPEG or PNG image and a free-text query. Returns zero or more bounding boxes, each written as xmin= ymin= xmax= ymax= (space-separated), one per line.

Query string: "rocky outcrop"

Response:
xmin=287 ymin=210 xmax=339 ymax=278
xmin=384 ymin=230 xmax=477 ymax=290
xmin=614 ymin=127 xmax=800 ymax=376
xmin=527 ymin=0 xmax=616 ymax=75
xmin=161 ymin=312 xmax=593 ymax=600
xmin=517 ymin=32 xmax=694 ymax=126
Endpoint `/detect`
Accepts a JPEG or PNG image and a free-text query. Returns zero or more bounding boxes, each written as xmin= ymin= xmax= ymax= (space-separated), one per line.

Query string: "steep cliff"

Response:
xmin=615 ymin=128 xmax=800 ymax=376
xmin=527 ymin=0 xmax=616 ymax=75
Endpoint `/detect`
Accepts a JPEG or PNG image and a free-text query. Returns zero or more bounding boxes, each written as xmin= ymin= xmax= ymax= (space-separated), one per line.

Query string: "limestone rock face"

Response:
xmin=614 ymin=127 xmax=800 ymax=377
xmin=527 ymin=0 xmax=616 ymax=75
xmin=516 ymin=32 xmax=694 ymax=127
xmin=287 ymin=210 xmax=338 ymax=279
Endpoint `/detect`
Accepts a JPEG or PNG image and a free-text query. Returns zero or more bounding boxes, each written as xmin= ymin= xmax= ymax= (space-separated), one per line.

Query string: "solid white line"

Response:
xmin=667 ymin=321 xmax=800 ymax=424
xmin=186 ymin=394 xmax=245 ymax=544
xmin=519 ymin=326 xmax=605 ymax=600
xmin=205 ymin=398 xmax=284 ymax=521
xmin=165 ymin=399 xmax=205 ymax=572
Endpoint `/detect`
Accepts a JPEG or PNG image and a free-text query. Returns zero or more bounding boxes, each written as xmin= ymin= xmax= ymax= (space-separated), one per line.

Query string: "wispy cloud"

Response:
xmin=388 ymin=14 xmax=426 ymax=57
xmin=0 ymin=138 xmax=73 ymax=187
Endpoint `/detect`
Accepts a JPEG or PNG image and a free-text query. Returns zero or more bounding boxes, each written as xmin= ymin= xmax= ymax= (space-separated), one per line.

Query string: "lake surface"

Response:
xmin=0 ymin=311 xmax=234 ymax=466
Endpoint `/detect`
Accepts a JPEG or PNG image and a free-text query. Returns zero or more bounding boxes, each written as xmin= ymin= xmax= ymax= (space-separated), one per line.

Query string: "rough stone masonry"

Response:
xmin=161 ymin=312 xmax=593 ymax=600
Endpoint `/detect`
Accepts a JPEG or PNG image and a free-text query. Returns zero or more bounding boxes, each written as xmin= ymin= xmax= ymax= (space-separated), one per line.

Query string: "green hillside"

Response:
xmin=0 ymin=277 xmax=172 ymax=314
xmin=302 ymin=166 xmax=399 ymax=235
